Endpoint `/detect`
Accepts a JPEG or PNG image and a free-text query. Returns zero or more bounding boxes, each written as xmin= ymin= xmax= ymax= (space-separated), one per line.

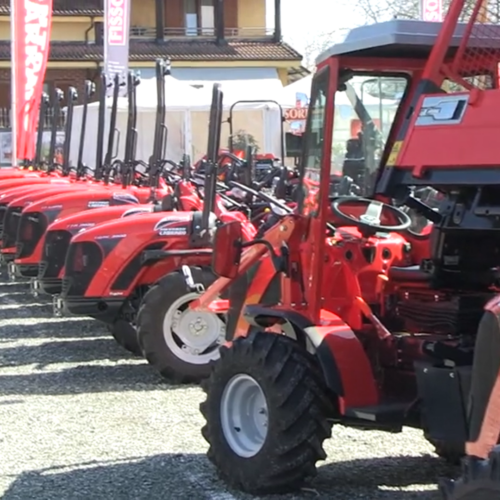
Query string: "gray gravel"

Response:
xmin=0 ymin=273 xmax=458 ymax=499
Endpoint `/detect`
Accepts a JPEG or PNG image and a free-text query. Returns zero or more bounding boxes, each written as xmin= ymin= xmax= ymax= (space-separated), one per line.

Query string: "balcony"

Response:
xmin=129 ymin=26 xmax=274 ymax=40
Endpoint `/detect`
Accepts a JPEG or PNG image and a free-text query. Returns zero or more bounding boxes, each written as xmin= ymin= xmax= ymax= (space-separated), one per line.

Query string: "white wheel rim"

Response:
xmin=220 ymin=374 xmax=268 ymax=458
xmin=162 ymin=292 xmax=225 ymax=365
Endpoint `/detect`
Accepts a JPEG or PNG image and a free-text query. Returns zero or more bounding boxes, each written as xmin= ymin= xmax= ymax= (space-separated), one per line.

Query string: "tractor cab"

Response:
xmin=196 ymin=7 xmax=500 ymax=498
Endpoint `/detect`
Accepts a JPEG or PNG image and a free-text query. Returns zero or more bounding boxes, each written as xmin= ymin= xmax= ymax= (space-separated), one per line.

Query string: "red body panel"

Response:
xmin=0 ymin=176 xmax=71 ymax=192
xmin=0 ymin=169 xmax=50 ymax=180
xmin=396 ymin=90 xmax=500 ymax=176
xmin=14 ymin=188 xmax=147 ymax=266
xmin=69 ymin=210 xmax=256 ymax=299
xmin=48 ymin=204 xmax=154 ymax=234
xmin=5 ymin=184 xmax=98 ymax=209
xmin=0 ymin=184 xmax=78 ymax=205
xmin=305 ymin=314 xmax=379 ymax=411
xmin=46 ymin=204 xmax=155 ymax=279
xmin=0 ymin=185 xmax=104 ymax=252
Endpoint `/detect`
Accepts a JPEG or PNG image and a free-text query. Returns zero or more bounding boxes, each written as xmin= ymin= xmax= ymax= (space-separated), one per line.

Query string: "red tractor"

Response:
xmin=192 ymin=2 xmax=500 ymax=497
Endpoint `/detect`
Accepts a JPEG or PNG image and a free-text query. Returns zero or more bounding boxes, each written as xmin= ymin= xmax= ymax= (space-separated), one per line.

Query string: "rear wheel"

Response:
xmin=110 ymin=319 xmax=142 ymax=356
xmin=426 ymin=437 xmax=464 ymax=465
xmin=137 ymin=266 xmax=225 ymax=383
xmin=440 ymin=446 xmax=500 ymax=499
xmin=108 ymin=293 xmax=145 ymax=357
xmin=200 ymin=331 xmax=335 ymax=495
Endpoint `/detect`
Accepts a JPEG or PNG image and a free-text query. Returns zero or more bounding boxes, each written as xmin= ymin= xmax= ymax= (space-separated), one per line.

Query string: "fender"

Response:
xmin=243 ymin=304 xmax=378 ymax=411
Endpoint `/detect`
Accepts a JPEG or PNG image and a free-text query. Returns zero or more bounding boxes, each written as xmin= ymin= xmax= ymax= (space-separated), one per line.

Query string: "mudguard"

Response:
xmin=243 ymin=305 xmax=378 ymax=410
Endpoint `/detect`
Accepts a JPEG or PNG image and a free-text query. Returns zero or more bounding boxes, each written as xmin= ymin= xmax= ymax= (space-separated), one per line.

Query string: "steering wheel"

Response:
xmin=331 ymin=196 xmax=411 ymax=233
xmin=228 ymin=181 xmax=292 ymax=214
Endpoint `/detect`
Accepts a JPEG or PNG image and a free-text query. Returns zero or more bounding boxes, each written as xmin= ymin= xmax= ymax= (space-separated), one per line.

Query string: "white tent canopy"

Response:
xmin=137 ymin=75 xmax=210 ymax=110
xmin=68 ymin=75 xmax=294 ymax=168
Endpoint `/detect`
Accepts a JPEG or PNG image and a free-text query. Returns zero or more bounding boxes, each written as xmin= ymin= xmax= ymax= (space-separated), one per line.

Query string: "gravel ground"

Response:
xmin=0 ymin=273 xmax=459 ymax=500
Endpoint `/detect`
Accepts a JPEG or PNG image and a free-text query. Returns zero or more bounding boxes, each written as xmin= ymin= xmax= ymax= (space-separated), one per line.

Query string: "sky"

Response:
xmin=265 ymin=0 xmax=364 ymax=55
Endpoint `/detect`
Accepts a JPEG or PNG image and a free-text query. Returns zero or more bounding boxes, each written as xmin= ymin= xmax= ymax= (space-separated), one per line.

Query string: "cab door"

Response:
xmin=298 ymin=60 xmax=337 ymax=320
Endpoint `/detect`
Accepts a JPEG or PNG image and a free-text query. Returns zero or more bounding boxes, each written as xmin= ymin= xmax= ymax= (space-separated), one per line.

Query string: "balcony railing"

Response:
xmin=129 ymin=26 xmax=274 ymax=39
xmin=0 ymin=107 xmax=65 ymax=130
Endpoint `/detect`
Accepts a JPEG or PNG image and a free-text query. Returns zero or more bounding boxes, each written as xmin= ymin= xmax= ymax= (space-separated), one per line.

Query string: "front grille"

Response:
xmin=39 ymin=230 xmax=72 ymax=279
xmin=15 ymin=212 xmax=47 ymax=258
xmin=63 ymin=241 xmax=102 ymax=297
xmin=2 ymin=207 xmax=22 ymax=248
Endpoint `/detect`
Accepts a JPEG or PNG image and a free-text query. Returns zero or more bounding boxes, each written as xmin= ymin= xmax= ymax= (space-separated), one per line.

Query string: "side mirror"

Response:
xmin=212 ymin=220 xmax=242 ymax=279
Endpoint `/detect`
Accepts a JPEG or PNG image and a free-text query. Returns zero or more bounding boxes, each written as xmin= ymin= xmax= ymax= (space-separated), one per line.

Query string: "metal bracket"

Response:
xmin=52 ymin=295 xmax=65 ymax=317
xmin=181 ymin=265 xmax=205 ymax=293
xmin=30 ymin=278 xmax=41 ymax=297
xmin=7 ymin=261 xmax=17 ymax=281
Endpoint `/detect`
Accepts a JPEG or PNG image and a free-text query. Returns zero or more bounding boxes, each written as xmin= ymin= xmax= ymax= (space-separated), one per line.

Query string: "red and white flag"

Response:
xmin=104 ymin=0 xmax=131 ymax=96
xmin=11 ymin=0 xmax=53 ymax=163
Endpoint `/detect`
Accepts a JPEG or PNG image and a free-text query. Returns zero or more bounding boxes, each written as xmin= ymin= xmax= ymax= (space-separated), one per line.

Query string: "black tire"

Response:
xmin=110 ymin=319 xmax=142 ymax=356
xmin=200 ymin=330 xmax=335 ymax=495
xmin=440 ymin=446 xmax=500 ymax=499
xmin=426 ymin=437 xmax=464 ymax=465
xmin=136 ymin=266 xmax=223 ymax=384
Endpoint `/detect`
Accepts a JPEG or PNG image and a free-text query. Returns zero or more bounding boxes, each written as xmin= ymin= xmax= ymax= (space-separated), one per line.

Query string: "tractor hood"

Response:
xmin=0 ymin=168 xmax=45 ymax=180
xmin=5 ymin=184 xmax=98 ymax=208
xmin=0 ymin=176 xmax=72 ymax=193
xmin=47 ymin=204 xmax=154 ymax=234
xmin=22 ymin=189 xmax=141 ymax=225
xmin=70 ymin=210 xmax=210 ymax=245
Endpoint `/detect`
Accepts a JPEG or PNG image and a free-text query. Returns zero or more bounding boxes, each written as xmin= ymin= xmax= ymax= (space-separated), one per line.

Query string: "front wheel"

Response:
xmin=200 ymin=331 xmax=335 ymax=495
xmin=136 ymin=266 xmax=225 ymax=384
xmin=440 ymin=446 xmax=500 ymax=499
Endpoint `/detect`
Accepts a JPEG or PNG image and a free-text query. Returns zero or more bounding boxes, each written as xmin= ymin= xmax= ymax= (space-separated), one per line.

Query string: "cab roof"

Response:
xmin=316 ymin=19 xmax=500 ymax=65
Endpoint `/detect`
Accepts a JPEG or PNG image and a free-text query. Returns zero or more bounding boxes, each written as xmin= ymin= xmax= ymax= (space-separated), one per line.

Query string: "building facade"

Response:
xmin=0 ymin=0 xmax=306 ymax=106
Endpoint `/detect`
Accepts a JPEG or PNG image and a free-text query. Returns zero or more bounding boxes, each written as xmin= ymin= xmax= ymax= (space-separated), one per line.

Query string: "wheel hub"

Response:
xmin=163 ymin=291 xmax=225 ymax=364
xmin=220 ymin=374 xmax=268 ymax=458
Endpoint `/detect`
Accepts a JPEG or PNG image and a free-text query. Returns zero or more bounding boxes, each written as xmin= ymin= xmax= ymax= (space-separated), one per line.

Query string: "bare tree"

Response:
xmin=344 ymin=0 xmax=420 ymax=23
xmin=349 ymin=0 xmax=500 ymax=23
xmin=286 ymin=29 xmax=351 ymax=70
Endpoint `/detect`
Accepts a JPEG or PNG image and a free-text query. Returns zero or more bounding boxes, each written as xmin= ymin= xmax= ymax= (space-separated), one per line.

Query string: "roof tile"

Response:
xmin=0 ymin=40 xmax=302 ymax=62
xmin=0 ymin=0 xmax=103 ymax=16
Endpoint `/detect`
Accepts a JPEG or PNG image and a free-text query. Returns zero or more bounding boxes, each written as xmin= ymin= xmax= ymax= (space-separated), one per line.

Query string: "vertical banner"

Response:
xmin=104 ymin=0 xmax=131 ymax=97
xmin=420 ymin=0 xmax=443 ymax=21
xmin=12 ymin=0 xmax=53 ymax=163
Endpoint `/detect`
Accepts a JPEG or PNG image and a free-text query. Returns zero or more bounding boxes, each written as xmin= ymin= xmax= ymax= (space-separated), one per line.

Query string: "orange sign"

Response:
xmin=285 ymin=108 xmax=308 ymax=121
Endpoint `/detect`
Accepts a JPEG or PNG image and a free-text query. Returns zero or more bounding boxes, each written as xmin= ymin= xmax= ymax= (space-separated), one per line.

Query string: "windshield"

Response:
xmin=331 ymin=74 xmax=408 ymax=197
xmin=298 ymin=68 xmax=329 ymax=216
xmin=298 ymin=72 xmax=409 ymax=213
